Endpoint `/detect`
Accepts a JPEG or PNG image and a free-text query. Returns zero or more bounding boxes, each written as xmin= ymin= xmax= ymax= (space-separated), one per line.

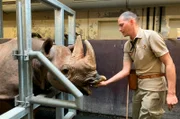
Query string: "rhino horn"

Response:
xmin=84 ymin=40 xmax=96 ymax=69
xmin=72 ymin=35 xmax=84 ymax=60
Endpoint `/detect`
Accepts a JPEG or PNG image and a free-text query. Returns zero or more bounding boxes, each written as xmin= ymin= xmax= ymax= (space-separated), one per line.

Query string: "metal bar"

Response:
xmin=21 ymin=0 xmax=33 ymax=103
xmin=55 ymin=9 xmax=64 ymax=45
xmin=64 ymin=94 xmax=76 ymax=119
xmin=56 ymin=93 xmax=65 ymax=119
xmin=0 ymin=107 xmax=28 ymax=119
xmin=22 ymin=0 xmax=32 ymax=51
xmin=68 ymin=15 xmax=76 ymax=45
xmin=54 ymin=6 xmax=65 ymax=119
xmin=66 ymin=14 xmax=76 ymax=119
xmin=21 ymin=0 xmax=33 ymax=118
xmin=64 ymin=112 xmax=76 ymax=119
xmin=0 ymin=103 xmax=41 ymax=119
xmin=0 ymin=0 xmax=3 ymax=38
xmin=16 ymin=0 xmax=25 ymax=103
xmin=66 ymin=15 xmax=75 ymax=119
xmin=40 ymin=0 xmax=75 ymax=15
xmin=30 ymin=95 xmax=77 ymax=109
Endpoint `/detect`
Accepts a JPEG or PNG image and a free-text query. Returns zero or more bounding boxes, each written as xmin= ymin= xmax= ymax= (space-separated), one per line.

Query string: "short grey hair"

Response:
xmin=119 ymin=11 xmax=139 ymax=22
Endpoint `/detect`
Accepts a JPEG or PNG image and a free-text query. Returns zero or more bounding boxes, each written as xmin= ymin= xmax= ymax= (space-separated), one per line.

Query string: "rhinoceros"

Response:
xmin=0 ymin=36 xmax=106 ymax=109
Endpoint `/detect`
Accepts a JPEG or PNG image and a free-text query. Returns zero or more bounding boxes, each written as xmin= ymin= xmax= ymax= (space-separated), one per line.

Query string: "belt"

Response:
xmin=138 ymin=73 xmax=165 ymax=79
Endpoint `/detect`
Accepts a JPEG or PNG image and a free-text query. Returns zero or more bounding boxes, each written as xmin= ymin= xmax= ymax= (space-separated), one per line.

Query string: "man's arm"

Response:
xmin=97 ymin=60 xmax=131 ymax=86
xmin=160 ymin=52 xmax=178 ymax=109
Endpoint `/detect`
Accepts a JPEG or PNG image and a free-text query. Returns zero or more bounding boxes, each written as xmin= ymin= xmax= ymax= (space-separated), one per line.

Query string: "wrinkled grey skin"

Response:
xmin=0 ymin=36 xmax=106 ymax=100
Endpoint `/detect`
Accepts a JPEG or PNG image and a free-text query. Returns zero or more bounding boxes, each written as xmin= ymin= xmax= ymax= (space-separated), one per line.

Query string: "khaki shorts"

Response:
xmin=132 ymin=89 xmax=166 ymax=119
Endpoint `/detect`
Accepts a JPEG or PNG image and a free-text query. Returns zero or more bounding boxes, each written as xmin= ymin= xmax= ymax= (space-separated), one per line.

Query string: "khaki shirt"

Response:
xmin=124 ymin=28 xmax=168 ymax=91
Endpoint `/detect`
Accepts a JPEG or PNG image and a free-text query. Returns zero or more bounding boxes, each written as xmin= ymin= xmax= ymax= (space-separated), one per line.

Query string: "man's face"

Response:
xmin=118 ymin=16 xmax=131 ymax=37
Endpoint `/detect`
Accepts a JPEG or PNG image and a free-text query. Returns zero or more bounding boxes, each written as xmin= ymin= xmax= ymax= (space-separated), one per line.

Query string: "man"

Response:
xmin=97 ymin=11 xmax=178 ymax=119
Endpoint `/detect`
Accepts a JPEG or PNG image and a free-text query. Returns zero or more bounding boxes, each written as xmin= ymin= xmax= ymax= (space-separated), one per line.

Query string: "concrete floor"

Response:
xmin=73 ymin=111 xmax=131 ymax=119
xmin=34 ymin=107 xmax=131 ymax=119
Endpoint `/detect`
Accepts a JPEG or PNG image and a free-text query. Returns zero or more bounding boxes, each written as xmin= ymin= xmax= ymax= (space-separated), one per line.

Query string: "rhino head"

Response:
xmin=32 ymin=36 xmax=106 ymax=95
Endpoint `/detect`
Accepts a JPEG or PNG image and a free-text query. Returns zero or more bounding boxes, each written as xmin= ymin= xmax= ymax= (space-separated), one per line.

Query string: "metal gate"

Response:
xmin=0 ymin=0 xmax=81 ymax=119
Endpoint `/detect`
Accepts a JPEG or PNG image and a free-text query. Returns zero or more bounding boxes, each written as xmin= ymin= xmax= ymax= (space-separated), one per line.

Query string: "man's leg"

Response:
xmin=132 ymin=89 xmax=142 ymax=119
xmin=139 ymin=90 xmax=166 ymax=119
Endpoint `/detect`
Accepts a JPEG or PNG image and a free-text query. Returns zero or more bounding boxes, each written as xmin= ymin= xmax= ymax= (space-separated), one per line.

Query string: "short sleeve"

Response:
xmin=123 ymin=41 xmax=132 ymax=61
xmin=149 ymin=31 xmax=169 ymax=57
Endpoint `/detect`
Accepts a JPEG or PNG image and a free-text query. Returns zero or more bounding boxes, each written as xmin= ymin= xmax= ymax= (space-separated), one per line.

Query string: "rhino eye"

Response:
xmin=61 ymin=64 xmax=72 ymax=76
xmin=61 ymin=69 xmax=69 ymax=75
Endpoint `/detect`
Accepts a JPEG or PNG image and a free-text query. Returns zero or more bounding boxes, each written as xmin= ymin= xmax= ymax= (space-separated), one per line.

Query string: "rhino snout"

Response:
xmin=85 ymin=74 xmax=106 ymax=85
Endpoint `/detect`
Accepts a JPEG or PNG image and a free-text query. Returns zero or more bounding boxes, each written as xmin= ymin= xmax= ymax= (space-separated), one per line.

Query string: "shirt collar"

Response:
xmin=134 ymin=27 xmax=143 ymax=40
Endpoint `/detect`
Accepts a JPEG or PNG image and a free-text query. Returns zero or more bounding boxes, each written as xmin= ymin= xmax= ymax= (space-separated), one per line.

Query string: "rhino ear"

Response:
xmin=67 ymin=44 xmax=74 ymax=52
xmin=41 ymin=38 xmax=53 ymax=58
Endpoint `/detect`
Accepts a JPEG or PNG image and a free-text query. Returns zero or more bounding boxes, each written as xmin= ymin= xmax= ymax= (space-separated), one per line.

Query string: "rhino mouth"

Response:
xmin=85 ymin=74 xmax=106 ymax=85
xmin=80 ymin=75 xmax=106 ymax=95
xmin=79 ymin=86 xmax=92 ymax=96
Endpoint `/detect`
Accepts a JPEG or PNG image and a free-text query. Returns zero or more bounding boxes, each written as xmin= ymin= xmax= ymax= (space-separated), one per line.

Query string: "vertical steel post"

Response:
xmin=23 ymin=0 xmax=33 ymax=118
xmin=54 ymin=8 xmax=65 ymax=119
xmin=68 ymin=15 xmax=75 ymax=45
xmin=64 ymin=94 xmax=76 ymax=119
xmin=21 ymin=0 xmax=33 ymax=97
xmin=56 ymin=93 xmax=65 ymax=119
xmin=55 ymin=9 xmax=64 ymax=45
xmin=16 ymin=0 xmax=25 ymax=105
xmin=19 ymin=0 xmax=33 ymax=118
xmin=65 ymin=14 xmax=76 ymax=119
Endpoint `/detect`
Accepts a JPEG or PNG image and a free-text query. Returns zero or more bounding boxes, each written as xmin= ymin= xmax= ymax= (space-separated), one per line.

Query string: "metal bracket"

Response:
xmin=24 ymin=50 xmax=29 ymax=61
xmin=12 ymin=50 xmax=20 ymax=60
xmin=15 ymin=95 xmax=33 ymax=107
xmin=12 ymin=50 xmax=29 ymax=61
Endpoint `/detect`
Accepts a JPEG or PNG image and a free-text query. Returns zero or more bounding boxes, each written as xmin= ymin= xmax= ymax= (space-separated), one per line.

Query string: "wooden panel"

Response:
xmin=98 ymin=21 xmax=129 ymax=40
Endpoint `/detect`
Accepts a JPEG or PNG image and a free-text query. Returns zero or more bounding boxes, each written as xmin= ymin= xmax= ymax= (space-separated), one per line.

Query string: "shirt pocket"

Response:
xmin=136 ymin=44 xmax=151 ymax=60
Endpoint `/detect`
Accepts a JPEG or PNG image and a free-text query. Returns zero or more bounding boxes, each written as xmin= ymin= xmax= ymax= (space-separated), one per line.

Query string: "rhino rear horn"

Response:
xmin=84 ymin=40 xmax=96 ymax=69
xmin=72 ymin=35 xmax=84 ymax=60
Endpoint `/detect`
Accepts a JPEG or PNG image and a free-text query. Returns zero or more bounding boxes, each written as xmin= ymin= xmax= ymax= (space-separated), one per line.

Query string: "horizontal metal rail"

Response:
xmin=30 ymin=95 xmax=77 ymax=109
xmin=0 ymin=107 xmax=28 ymax=119
xmin=0 ymin=104 xmax=41 ymax=119
xmin=40 ymin=0 xmax=75 ymax=15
